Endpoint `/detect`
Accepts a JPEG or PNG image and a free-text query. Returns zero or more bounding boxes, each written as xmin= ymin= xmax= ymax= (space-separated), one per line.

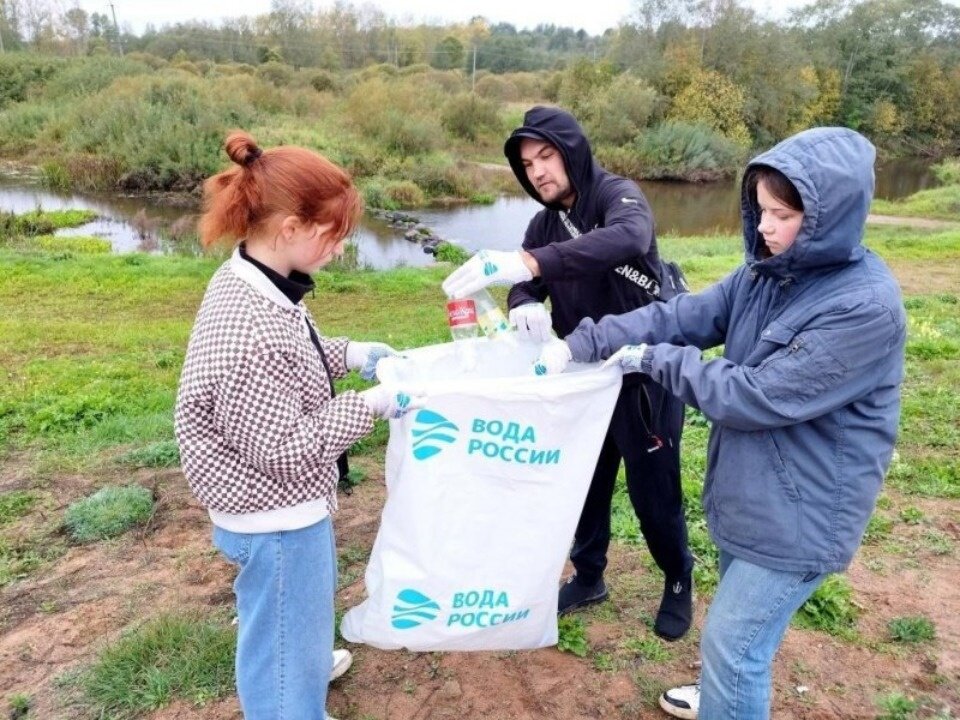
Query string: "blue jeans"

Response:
xmin=213 ymin=518 xmax=337 ymax=720
xmin=699 ymin=551 xmax=826 ymax=720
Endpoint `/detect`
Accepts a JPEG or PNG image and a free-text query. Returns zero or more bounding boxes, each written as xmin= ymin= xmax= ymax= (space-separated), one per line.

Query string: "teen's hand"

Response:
xmin=360 ymin=384 xmax=423 ymax=420
xmin=442 ymin=250 xmax=534 ymax=298
xmin=601 ymin=344 xmax=649 ymax=374
xmin=346 ymin=342 xmax=398 ymax=381
xmin=509 ymin=303 xmax=553 ymax=343
xmin=532 ymin=338 xmax=572 ymax=376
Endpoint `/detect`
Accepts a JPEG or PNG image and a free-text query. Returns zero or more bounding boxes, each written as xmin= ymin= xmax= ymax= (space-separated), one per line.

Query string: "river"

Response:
xmin=0 ymin=158 xmax=938 ymax=269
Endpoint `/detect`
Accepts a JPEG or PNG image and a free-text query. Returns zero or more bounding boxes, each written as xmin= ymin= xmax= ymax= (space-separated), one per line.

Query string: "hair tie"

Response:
xmin=244 ymin=147 xmax=262 ymax=166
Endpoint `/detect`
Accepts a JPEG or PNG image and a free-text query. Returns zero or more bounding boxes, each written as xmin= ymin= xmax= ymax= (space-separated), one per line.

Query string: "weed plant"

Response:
xmin=793 ymin=574 xmax=859 ymax=638
xmin=64 ymin=485 xmax=154 ymax=543
xmin=118 ymin=441 xmax=180 ymax=469
xmin=887 ymin=615 xmax=936 ymax=643
xmin=78 ymin=613 xmax=235 ymax=716
xmin=557 ymin=615 xmax=589 ymax=657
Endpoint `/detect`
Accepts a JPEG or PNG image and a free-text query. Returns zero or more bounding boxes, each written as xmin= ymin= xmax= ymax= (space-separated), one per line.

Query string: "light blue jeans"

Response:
xmin=213 ymin=517 xmax=336 ymax=720
xmin=699 ymin=551 xmax=826 ymax=720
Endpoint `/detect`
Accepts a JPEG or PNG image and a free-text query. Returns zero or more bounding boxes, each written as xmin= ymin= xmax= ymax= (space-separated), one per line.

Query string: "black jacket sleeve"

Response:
xmin=528 ymin=178 xmax=654 ymax=281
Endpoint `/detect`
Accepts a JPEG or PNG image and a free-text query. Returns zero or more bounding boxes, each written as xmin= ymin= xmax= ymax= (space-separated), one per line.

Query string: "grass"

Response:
xmin=793 ymin=574 xmax=859 ymax=639
xmin=0 ymin=209 xmax=956 ymax=716
xmin=871 ymin=184 xmax=960 ymax=222
xmin=76 ymin=612 xmax=235 ymax=717
xmin=64 ymin=485 xmax=155 ymax=543
xmin=887 ymin=615 xmax=936 ymax=643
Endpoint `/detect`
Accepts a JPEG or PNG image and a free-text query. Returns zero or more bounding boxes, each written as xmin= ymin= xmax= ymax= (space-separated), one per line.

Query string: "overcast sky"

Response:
xmin=77 ymin=0 xmax=818 ymax=37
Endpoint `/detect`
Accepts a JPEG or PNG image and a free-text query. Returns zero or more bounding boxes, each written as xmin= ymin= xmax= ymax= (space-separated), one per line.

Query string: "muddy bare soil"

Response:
xmin=1 ymin=454 xmax=958 ymax=720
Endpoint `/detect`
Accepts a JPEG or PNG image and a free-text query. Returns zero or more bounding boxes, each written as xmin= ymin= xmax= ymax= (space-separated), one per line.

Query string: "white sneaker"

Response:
xmin=330 ymin=648 xmax=352 ymax=682
xmin=659 ymin=681 xmax=700 ymax=719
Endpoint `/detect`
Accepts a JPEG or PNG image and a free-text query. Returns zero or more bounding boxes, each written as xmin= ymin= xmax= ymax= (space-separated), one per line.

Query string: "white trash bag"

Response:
xmin=340 ymin=336 xmax=622 ymax=651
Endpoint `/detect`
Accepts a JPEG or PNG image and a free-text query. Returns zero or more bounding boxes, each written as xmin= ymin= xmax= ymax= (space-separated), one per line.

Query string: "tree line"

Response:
xmin=1 ymin=0 xmax=959 ymax=155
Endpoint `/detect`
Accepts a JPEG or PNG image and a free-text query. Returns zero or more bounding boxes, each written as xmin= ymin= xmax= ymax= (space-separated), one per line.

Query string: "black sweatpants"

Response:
xmin=570 ymin=379 xmax=693 ymax=585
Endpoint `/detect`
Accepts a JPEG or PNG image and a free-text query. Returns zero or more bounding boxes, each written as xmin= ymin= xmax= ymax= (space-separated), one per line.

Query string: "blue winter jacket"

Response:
xmin=566 ymin=128 xmax=906 ymax=573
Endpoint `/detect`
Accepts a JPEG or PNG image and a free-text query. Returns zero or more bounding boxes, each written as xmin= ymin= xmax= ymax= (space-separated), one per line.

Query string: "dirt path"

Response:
xmin=867 ymin=214 xmax=959 ymax=229
xmin=2 ymin=456 xmax=957 ymax=720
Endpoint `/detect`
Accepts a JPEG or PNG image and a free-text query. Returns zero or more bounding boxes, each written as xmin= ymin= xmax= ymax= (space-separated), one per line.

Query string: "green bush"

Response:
xmin=794 ymin=574 xmax=859 ymax=637
xmin=932 ymin=157 xmax=960 ymax=185
xmin=581 ymin=74 xmax=658 ymax=146
xmin=597 ymin=122 xmax=745 ymax=182
xmin=345 ymin=77 xmax=443 ymax=155
xmin=433 ymin=242 xmax=471 ymax=264
xmin=441 ymin=93 xmax=503 ymax=141
xmin=887 ymin=615 xmax=935 ymax=643
xmin=64 ymin=485 xmax=154 ymax=543
xmin=309 ymin=69 xmax=338 ymax=93
xmin=557 ymin=615 xmax=588 ymax=657
xmin=384 ymin=180 xmax=425 ymax=208
xmin=255 ymin=61 xmax=295 ymax=87
xmin=42 ymin=73 xmax=258 ymax=191
xmin=0 ymin=54 xmax=64 ymax=108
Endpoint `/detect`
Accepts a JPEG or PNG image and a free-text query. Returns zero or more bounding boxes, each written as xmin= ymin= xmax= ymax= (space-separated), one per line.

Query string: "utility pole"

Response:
xmin=471 ymin=45 xmax=477 ymax=93
xmin=109 ymin=2 xmax=123 ymax=55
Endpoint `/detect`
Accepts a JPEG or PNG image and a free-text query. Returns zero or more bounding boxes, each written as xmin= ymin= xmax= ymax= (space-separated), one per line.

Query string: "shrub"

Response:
xmin=345 ymin=77 xmax=443 ymax=156
xmin=932 ymin=158 xmax=960 ymax=185
xmin=887 ymin=615 xmax=936 ymax=643
xmin=64 ymin=485 xmax=154 ymax=543
xmin=309 ymin=69 xmax=338 ymax=93
xmin=557 ymin=615 xmax=588 ymax=657
xmin=384 ymin=180 xmax=425 ymax=208
xmin=794 ymin=574 xmax=859 ymax=637
xmin=581 ymin=74 xmax=659 ymax=146
xmin=0 ymin=54 xmax=64 ymax=108
xmin=434 ymin=242 xmax=471 ymax=265
xmin=255 ymin=61 xmax=295 ymax=87
xmin=441 ymin=93 xmax=503 ymax=141
xmin=475 ymin=74 xmax=519 ymax=102
xmin=597 ymin=122 xmax=744 ymax=182
xmin=44 ymin=73 xmax=258 ymax=191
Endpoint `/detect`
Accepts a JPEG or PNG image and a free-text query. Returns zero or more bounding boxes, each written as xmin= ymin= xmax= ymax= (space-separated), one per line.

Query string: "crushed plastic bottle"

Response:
xmin=446 ymin=289 xmax=509 ymax=341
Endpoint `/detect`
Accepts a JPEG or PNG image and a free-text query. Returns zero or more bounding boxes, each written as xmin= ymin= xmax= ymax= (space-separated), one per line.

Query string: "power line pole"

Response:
xmin=109 ymin=2 xmax=123 ymax=55
xmin=471 ymin=44 xmax=477 ymax=93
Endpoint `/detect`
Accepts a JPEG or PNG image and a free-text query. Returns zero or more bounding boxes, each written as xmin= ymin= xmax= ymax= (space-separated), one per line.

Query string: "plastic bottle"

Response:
xmin=470 ymin=289 xmax=511 ymax=338
xmin=445 ymin=289 xmax=510 ymax=341
xmin=446 ymin=298 xmax=480 ymax=341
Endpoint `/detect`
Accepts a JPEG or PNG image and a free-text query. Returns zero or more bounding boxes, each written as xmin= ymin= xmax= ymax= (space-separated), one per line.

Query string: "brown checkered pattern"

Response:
xmin=175 ymin=262 xmax=374 ymax=515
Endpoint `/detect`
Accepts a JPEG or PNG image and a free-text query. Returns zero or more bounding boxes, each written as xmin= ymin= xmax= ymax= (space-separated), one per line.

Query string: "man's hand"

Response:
xmin=601 ymin=344 xmax=649 ymax=374
xmin=346 ymin=342 xmax=399 ymax=381
xmin=360 ymin=384 xmax=424 ymax=420
xmin=509 ymin=303 xmax=553 ymax=343
xmin=533 ymin=338 xmax=572 ymax=376
xmin=442 ymin=250 xmax=534 ymax=298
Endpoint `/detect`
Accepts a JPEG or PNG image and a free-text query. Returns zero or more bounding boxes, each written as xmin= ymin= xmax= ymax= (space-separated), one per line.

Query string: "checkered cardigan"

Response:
xmin=175 ymin=251 xmax=373 ymax=517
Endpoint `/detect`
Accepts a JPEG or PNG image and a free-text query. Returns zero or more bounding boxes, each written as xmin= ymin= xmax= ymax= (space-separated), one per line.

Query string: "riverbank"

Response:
xmin=1 ymin=220 xmax=957 ymax=718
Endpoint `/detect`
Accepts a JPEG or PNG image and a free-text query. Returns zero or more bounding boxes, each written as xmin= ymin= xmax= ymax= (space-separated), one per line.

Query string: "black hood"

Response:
xmin=504 ymin=106 xmax=598 ymax=210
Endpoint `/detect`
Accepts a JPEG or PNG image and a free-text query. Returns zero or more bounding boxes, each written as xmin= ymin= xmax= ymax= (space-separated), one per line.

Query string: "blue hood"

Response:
xmin=742 ymin=127 xmax=875 ymax=277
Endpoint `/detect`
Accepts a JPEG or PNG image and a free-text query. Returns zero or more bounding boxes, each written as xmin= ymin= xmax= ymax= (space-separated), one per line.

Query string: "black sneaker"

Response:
xmin=654 ymin=574 xmax=693 ymax=641
xmin=557 ymin=575 xmax=608 ymax=615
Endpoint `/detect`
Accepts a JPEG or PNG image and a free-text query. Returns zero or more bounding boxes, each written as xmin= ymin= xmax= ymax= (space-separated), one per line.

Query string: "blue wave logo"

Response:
xmin=411 ymin=409 xmax=459 ymax=460
xmin=391 ymin=589 xmax=441 ymax=630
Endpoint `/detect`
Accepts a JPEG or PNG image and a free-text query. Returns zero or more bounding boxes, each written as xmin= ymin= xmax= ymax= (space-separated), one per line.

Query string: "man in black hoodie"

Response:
xmin=442 ymin=106 xmax=694 ymax=640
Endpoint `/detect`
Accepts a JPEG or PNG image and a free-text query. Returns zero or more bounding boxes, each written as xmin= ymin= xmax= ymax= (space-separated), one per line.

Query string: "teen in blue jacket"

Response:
xmin=534 ymin=127 xmax=906 ymax=719
xmin=443 ymin=106 xmax=694 ymax=640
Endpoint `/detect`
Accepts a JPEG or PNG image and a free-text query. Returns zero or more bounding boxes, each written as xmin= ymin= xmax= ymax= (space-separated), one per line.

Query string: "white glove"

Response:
xmin=532 ymin=338 xmax=572 ymax=376
xmin=441 ymin=250 xmax=533 ymax=299
xmin=346 ymin=341 xmax=398 ymax=381
xmin=509 ymin=303 xmax=553 ymax=343
xmin=601 ymin=344 xmax=649 ymax=374
xmin=360 ymin=385 xmax=423 ymax=420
